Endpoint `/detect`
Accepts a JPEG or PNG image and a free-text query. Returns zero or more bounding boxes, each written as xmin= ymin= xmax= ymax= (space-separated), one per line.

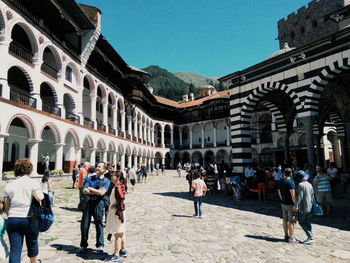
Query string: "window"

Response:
xmin=312 ymin=20 xmax=318 ymax=28
xmin=207 ymin=137 xmax=210 ymax=142
xmin=65 ymin=66 xmax=73 ymax=82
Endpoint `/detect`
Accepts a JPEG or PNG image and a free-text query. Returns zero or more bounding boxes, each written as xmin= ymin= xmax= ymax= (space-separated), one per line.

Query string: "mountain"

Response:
xmin=142 ymin=65 xmax=189 ymax=101
xmin=173 ymin=72 xmax=219 ymax=88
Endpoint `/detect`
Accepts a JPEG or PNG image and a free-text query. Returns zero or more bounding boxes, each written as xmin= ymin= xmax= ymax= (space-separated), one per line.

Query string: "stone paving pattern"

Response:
xmin=0 ymin=170 xmax=350 ymax=263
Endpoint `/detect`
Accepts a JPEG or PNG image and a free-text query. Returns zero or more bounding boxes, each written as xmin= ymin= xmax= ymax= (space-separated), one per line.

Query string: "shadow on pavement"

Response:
xmin=244 ymin=234 xmax=285 ymax=243
xmin=154 ymin=191 xmax=350 ymax=231
xmin=60 ymin=206 xmax=80 ymax=212
xmin=50 ymin=244 xmax=109 ymax=260
xmin=172 ymin=214 xmax=193 ymax=218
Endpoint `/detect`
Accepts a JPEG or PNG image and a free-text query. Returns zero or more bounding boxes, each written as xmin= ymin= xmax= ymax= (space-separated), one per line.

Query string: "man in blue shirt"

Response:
xmin=79 ymin=162 xmax=110 ymax=253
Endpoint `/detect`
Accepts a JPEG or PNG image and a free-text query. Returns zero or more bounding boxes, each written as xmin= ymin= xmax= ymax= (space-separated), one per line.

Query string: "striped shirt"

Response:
xmin=316 ymin=174 xmax=331 ymax=192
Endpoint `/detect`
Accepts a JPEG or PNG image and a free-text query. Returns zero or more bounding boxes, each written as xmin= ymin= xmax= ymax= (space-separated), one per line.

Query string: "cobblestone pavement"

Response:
xmin=1 ymin=170 xmax=350 ymax=263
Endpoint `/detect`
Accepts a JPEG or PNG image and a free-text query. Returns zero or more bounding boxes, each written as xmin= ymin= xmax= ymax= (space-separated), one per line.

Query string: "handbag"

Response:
xmin=28 ymin=193 xmax=54 ymax=232
xmin=311 ymin=193 xmax=323 ymax=216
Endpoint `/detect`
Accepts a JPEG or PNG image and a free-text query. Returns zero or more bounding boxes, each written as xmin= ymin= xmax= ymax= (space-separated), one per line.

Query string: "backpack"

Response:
xmin=28 ymin=193 xmax=54 ymax=232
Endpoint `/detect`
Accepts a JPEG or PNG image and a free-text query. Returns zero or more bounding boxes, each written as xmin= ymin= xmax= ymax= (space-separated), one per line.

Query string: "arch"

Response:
xmin=63 ymin=93 xmax=76 ymax=112
xmin=40 ymin=122 xmax=61 ymax=143
xmin=96 ymin=138 xmax=107 ymax=151
xmin=241 ymin=81 xmax=302 ymax=119
xmin=108 ymin=141 xmax=116 ymax=152
xmin=216 ymin=149 xmax=230 ymax=165
xmin=191 ymin=151 xmax=203 ymax=165
xmin=82 ymin=134 xmax=94 ymax=148
xmin=125 ymin=145 xmax=131 ymax=155
xmin=65 ymin=61 xmax=81 ymax=86
xmin=108 ymin=92 xmax=116 ymax=106
xmin=182 ymin=151 xmax=190 ymax=163
xmin=305 ymin=58 xmax=350 ymax=114
xmin=97 ymin=84 xmax=107 ymax=99
xmin=83 ymin=74 xmax=95 ymax=92
xmin=0 ymin=10 xmax=5 ymax=35
xmin=8 ymin=66 xmax=34 ymax=93
xmin=40 ymin=45 xmax=62 ymax=71
xmin=64 ymin=128 xmax=79 ymax=147
xmin=40 ymin=81 xmax=58 ymax=104
xmin=9 ymin=21 xmax=38 ymax=55
xmin=6 ymin=114 xmax=36 ymax=139
xmin=117 ymin=97 xmax=124 ymax=110
xmin=204 ymin=150 xmax=215 ymax=166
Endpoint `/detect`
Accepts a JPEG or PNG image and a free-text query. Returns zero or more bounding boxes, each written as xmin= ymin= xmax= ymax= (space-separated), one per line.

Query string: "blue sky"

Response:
xmin=79 ymin=0 xmax=309 ymax=77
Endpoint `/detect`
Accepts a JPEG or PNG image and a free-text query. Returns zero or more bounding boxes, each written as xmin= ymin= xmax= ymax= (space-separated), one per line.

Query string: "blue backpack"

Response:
xmin=39 ymin=193 xmax=54 ymax=232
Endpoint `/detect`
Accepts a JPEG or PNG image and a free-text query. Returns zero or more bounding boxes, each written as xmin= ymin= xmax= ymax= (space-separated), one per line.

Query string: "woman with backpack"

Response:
xmin=3 ymin=159 xmax=44 ymax=263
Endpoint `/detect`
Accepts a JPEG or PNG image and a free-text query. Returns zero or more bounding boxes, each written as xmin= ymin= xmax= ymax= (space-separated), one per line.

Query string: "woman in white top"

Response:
xmin=4 ymin=158 xmax=44 ymax=263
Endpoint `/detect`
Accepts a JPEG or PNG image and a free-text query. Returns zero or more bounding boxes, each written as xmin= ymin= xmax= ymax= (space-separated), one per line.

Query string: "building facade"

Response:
xmin=0 ymin=0 xmax=231 ymax=175
xmin=220 ymin=0 xmax=350 ymax=173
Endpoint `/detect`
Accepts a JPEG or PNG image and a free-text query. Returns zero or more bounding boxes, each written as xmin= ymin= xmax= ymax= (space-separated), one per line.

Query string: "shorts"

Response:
xmin=142 ymin=174 xmax=147 ymax=178
xmin=281 ymin=204 xmax=295 ymax=223
xmin=130 ymin=179 xmax=136 ymax=186
xmin=317 ymin=191 xmax=332 ymax=204
xmin=257 ymin=183 xmax=266 ymax=192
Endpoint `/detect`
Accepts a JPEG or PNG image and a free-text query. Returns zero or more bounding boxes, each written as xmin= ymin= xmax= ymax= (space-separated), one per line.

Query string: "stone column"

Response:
xmin=90 ymin=95 xmax=97 ymax=128
xmin=102 ymin=150 xmax=107 ymax=163
xmin=161 ymin=125 xmax=165 ymax=148
xmin=133 ymin=155 xmax=138 ymax=166
xmin=0 ymin=37 xmax=11 ymax=100
xmin=213 ymin=122 xmax=217 ymax=147
xmin=133 ymin=118 xmax=138 ymax=139
xmin=102 ymin=99 xmax=108 ymax=126
xmin=0 ymin=133 xmax=9 ymax=175
xmin=151 ymin=128 xmax=155 ymax=146
xmin=127 ymin=116 xmax=132 ymax=136
xmin=120 ymin=153 xmax=125 ymax=170
xmin=226 ymin=119 xmax=231 ymax=146
xmin=179 ymin=127 xmax=183 ymax=146
xmin=112 ymin=105 xmax=117 ymax=130
xmin=28 ymin=139 xmax=41 ymax=175
xmin=201 ymin=123 xmax=205 ymax=148
xmin=283 ymin=134 xmax=290 ymax=166
xmin=128 ymin=155 xmax=132 ymax=168
xmin=54 ymin=143 xmax=65 ymax=170
xmin=90 ymin=148 xmax=96 ymax=167
xmin=75 ymin=147 xmax=82 ymax=164
xmin=189 ymin=126 xmax=193 ymax=149
xmin=300 ymin=116 xmax=316 ymax=167
xmin=112 ymin=152 xmax=117 ymax=166
xmin=139 ymin=122 xmax=143 ymax=142
xmin=144 ymin=124 xmax=147 ymax=142
xmin=170 ymin=127 xmax=174 ymax=148
xmin=121 ymin=110 xmax=126 ymax=136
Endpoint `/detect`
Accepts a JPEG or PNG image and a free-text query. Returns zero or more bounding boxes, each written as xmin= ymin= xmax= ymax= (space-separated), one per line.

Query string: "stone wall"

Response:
xmin=278 ymin=0 xmax=349 ymax=49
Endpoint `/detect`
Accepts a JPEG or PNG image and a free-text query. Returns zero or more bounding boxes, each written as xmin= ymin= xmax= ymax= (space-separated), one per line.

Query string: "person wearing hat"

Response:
xmin=293 ymin=170 xmax=315 ymax=245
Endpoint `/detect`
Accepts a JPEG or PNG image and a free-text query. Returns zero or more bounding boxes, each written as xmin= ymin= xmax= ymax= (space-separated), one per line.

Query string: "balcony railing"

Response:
xmin=126 ymin=134 xmax=131 ymax=140
xmin=217 ymin=141 xmax=227 ymax=146
xmin=192 ymin=144 xmax=202 ymax=148
xmin=65 ymin=111 xmax=80 ymax=124
xmin=10 ymin=89 xmax=36 ymax=108
xmin=138 ymin=138 xmax=142 ymax=143
xmin=41 ymin=62 xmax=58 ymax=79
xmin=97 ymin=123 xmax=106 ymax=132
xmin=165 ymin=144 xmax=171 ymax=148
xmin=118 ymin=130 xmax=124 ymax=137
xmin=133 ymin=136 xmax=137 ymax=141
xmin=108 ymin=126 xmax=116 ymax=135
xmin=42 ymin=101 xmax=61 ymax=116
xmin=155 ymin=143 xmax=161 ymax=148
xmin=83 ymin=117 xmax=94 ymax=129
xmin=9 ymin=41 xmax=34 ymax=64
xmin=205 ymin=142 xmax=214 ymax=147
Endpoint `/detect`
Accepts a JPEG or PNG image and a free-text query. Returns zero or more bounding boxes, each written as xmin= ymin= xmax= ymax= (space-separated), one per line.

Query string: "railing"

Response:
xmin=8 ymin=0 xmax=40 ymax=24
xmin=217 ymin=142 xmax=227 ymax=146
xmin=133 ymin=136 xmax=137 ymax=141
xmin=118 ymin=130 xmax=124 ymax=137
xmin=83 ymin=117 xmax=94 ymax=129
xmin=42 ymin=101 xmax=61 ymax=116
xmin=65 ymin=111 xmax=80 ymax=124
xmin=10 ymin=89 xmax=36 ymax=108
xmin=165 ymin=144 xmax=171 ymax=148
xmin=143 ymin=140 xmax=146 ymax=145
xmin=192 ymin=144 xmax=202 ymax=148
xmin=9 ymin=41 xmax=34 ymax=64
xmin=108 ymin=126 xmax=116 ymax=135
xmin=138 ymin=138 xmax=142 ymax=143
xmin=41 ymin=62 xmax=58 ymax=79
xmin=182 ymin=145 xmax=190 ymax=149
xmin=97 ymin=123 xmax=106 ymax=132
xmin=155 ymin=143 xmax=161 ymax=148
xmin=126 ymin=134 xmax=131 ymax=140
xmin=205 ymin=142 xmax=214 ymax=147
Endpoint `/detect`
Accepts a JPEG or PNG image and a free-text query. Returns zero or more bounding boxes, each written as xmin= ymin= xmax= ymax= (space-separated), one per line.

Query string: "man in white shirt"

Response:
xmin=327 ymin=163 xmax=338 ymax=196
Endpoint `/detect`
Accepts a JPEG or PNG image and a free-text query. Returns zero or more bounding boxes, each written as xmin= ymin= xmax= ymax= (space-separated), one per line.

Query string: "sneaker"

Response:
xmin=199 ymin=215 xmax=204 ymax=219
xmin=104 ymin=254 xmax=121 ymax=262
xmin=77 ymin=247 xmax=88 ymax=254
xmin=303 ymin=237 xmax=315 ymax=245
xmin=288 ymin=236 xmax=298 ymax=244
xmin=119 ymin=250 xmax=128 ymax=258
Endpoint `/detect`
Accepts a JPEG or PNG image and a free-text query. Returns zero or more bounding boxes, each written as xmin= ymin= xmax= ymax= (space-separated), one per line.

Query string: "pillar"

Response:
xmin=128 ymin=154 xmax=132 ymax=168
xmin=170 ymin=127 xmax=174 ymax=148
xmin=226 ymin=119 xmax=231 ymax=146
xmin=134 ymin=118 xmax=138 ymax=139
xmin=300 ymin=116 xmax=316 ymax=167
xmin=76 ymin=147 xmax=82 ymax=164
xmin=179 ymin=127 xmax=183 ymax=146
xmin=112 ymin=105 xmax=117 ymax=130
xmin=120 ymin=153 xmax=125 ymax=170
xmin=28 ymin=139 xmax=41 ymax=175
xmin=127 ymin=116 xmax=132 ymax=136
xmin=133 ymin=155 xmax=138 ymax=166
xmin=102 ymin=150 xmax=107 ymax=163
xmin=90 ymin=148 xmax=96 ymax=167
xmin=90 ymin=95 xmax=97 ymax=128
xmin=213 ymin=122 xmax=217 ymax=147
xmin=54 ymin=143 xmax=65 ymax=170
xmin=102 ymin=99 xmax=108 ymax=126
xmin=112 ymin=152 xmax=117 ymax=166
xmin=201 ymin=124 xmax=205 ymax=148
xmin=283 ymin=134 xmax=290 ymax=166
xmin=161 ymin=125 xmax=165 ymax=148
xmin=121 ymin=110 xmax=126 ymax=135
xmin=139 ymin=122 xmax=143 ymax=142
xmin=0 ymin=133 xmax=9 ymax=175
xmin=189 ymin=127 xmax=193 ymax=149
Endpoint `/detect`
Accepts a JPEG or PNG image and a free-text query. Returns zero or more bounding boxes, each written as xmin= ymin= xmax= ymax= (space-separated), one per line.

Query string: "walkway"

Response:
xmin=1 ymin=170 xmax=350 ymax=263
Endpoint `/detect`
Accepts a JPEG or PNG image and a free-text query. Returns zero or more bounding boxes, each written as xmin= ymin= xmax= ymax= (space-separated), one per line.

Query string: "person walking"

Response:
xmin=161 ymin=164 xmax=165 ymax=176
xmin=105 ymin=172 xmax=128 ymax=261
xmin=141 ymin=164 xmax=148 ymax=183
xmin=255 ymin=166 xmax=267 ymax=203
xmin=313 ymin=168 xmax=332 ymax=217
xmin=278 ymin=168 xmax=296 ymax=243
xmin=177 ymin=163 xmax=182 ymax=177
xmin=191 ymin=172 xmax=207 ymax=219
xmin=293 ymin=170 xmax=315 ymax=245
xmin=3 ymin=159 xmax=44 ymax=263
xmin=72 ymin=163 xmax=79 ymax=189
xmin=128 ymin=166 xmax=136 ymax=192
xmin=78 ymin=162 xmax=110 ymax=254
xmin=41 ymin=153 xmax=50 ymax=171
